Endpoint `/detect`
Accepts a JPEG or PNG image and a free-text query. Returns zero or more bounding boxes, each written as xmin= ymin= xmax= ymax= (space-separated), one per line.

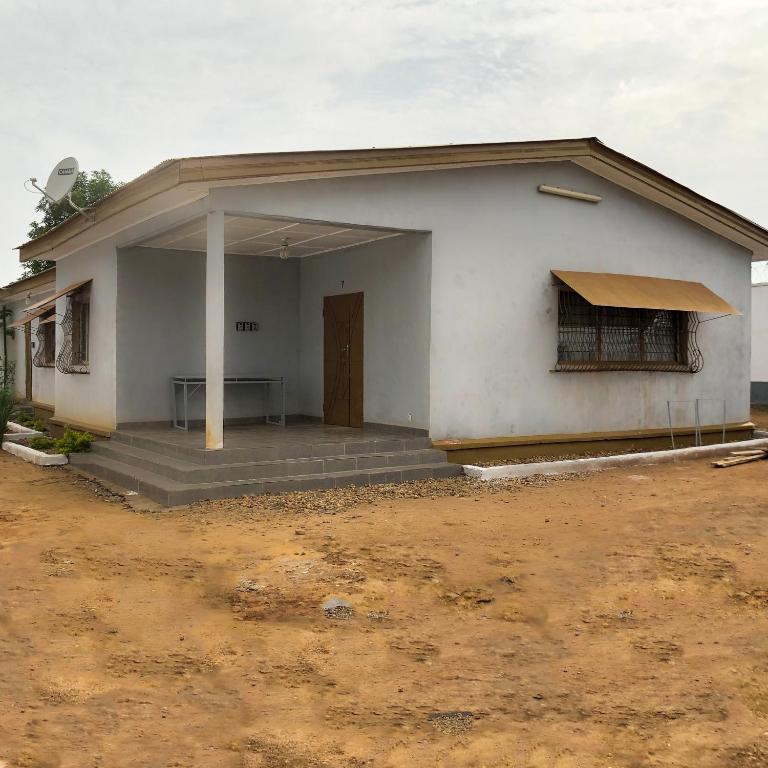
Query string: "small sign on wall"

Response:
xmin=235 ymin=321 xmax=260 ymax=332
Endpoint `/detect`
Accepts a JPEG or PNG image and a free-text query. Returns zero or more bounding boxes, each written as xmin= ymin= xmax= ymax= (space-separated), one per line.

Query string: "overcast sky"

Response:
xmin=1 ymin=0 xmax=767 ymax=286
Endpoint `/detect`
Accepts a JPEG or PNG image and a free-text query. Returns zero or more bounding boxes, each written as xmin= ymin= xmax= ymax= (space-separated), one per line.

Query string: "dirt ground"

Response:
xmin=752 ymin=405 xmax=768 ymax=431
xmin=2 ymin=453 xmax=768 ymax=767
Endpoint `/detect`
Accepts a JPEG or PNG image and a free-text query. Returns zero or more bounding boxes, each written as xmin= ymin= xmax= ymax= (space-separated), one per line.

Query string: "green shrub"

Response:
xmin=16 ymin=413 xmax=47 ymax=432
xmin=27 ymin=436 xmax=54 ymax=451
xmin=53 ymin=429 xmax=94 ymax=455
xmin=0 ymin=387 xmax=15 ymax=438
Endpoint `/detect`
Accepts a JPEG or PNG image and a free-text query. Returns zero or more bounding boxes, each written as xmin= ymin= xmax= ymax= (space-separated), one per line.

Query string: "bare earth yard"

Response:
xmin=2 ymin=451 xmax=768 ymax=767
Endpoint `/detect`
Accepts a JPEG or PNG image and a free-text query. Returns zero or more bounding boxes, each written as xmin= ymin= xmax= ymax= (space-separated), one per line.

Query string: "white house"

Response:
xmin=1 ymin=267 xmax=56 ymax=409
xmin=752 ymin=282 xmax=768 ymax=404
xmin=8 ymin=138 xmax=767 ymax=503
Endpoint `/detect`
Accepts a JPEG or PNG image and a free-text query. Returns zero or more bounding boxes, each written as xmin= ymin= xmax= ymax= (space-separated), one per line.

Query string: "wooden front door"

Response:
xmin=323 ymin=292 xmax=363 ymax=427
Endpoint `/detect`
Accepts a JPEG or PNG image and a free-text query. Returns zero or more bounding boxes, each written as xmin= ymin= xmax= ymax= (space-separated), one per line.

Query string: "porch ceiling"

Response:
xmin=135 ymin=214 xmax=406 ymax=258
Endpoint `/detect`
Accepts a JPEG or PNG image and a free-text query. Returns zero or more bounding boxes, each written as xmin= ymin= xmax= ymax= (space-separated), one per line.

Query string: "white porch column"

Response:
xmin=205 ymin=210 xmax=225 ymax=450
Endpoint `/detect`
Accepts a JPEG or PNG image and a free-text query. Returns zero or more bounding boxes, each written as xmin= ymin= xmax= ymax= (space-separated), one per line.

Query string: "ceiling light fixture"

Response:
xmin=279 ymin=237 xmax=290 ymax=260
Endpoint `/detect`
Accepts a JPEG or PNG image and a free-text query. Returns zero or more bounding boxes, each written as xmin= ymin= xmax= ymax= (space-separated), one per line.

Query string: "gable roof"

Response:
xmin=0 ymin=266 xmax=56 ymax=300
xmin=16 ymin=137 xmax=768 ymax=262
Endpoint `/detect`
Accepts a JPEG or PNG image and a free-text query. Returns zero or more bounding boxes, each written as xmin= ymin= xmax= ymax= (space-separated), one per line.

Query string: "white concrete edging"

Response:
xmin=463 ymin=438 xmax=768 ymax=481
xmin=3 ymin=421 xmax=45 ymax=443
xmin=1 ymin=440 xmax=68 ymax=466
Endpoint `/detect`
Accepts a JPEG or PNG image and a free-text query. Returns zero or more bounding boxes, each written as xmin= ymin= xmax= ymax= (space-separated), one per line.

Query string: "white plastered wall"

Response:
xmin=4 ymin=290 xmax=55 ymax=407
xmin=53 ymin=241 xmax=118 ymax=430
xmin=6 ymin=297 xmax=28 ymax=400
xmin=297 ymin=234 xmax=431 ymax=429
xmin=213 ymin=162 xmax=752 ymax=439
xmin=116 ymin=248 xmax=300 ymax=424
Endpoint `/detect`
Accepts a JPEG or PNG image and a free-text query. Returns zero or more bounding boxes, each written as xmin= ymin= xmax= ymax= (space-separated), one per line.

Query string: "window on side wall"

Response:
xmin=33 ymin=312 xmax=56 ymax=368
xmin=71 ymin=287 xmax=90 ymax=368
xmin=555 ymin=288 xmax=701 ymax=372
xmin=57 ymin=285 xmax=91 ymax=374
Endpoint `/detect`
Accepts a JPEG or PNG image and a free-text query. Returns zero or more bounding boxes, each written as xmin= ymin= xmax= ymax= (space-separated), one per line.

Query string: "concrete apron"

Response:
xmin=464 ymin=438 xmax=768 ymax=481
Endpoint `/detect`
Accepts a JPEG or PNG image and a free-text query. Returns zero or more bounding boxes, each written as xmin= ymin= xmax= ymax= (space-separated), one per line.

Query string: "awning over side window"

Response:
xmin=9 ymin=303 xmax=57 ymax=328
xmin=23 ymin=278 xmax=92 ymax=314
xmin=552 ymin=270 xmax=740 ymax=315
xmin=9 ymin=279 xmax=93 ymax=328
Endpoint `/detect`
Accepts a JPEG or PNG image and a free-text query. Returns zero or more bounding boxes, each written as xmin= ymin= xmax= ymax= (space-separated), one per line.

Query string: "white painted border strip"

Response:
xmin=463 ymin=438 xmax=768 ymax=481
xmin=1 ymin=441 xmax=68 ymax=466
xmin=3 ymin=421 xmax=45 ymax=443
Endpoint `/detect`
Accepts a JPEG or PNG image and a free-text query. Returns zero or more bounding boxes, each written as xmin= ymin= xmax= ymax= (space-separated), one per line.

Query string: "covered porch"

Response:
xmin=114 ymin=210 xmax=432 ymax=448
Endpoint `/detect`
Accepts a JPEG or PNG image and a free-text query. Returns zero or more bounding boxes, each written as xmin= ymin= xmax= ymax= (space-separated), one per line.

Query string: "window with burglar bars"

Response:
xmin=32 ymin=312 xmax=55 ymax=368
xmin=555 ymin=288 xmax=702 ymax=372
xmin=56 ymin=286 xmax=90 ymax=374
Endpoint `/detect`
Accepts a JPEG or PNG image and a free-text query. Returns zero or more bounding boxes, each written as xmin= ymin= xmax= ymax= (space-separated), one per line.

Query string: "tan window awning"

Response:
xmin=8 ymin=303 xmax=55 ymax=328
xmin=23 ymin=279 xmax=92 ymax=315
xmin=9 ymin=279 xmax=91 ymax=328
xmin=552 ymin=270 xmax=740 ymax=315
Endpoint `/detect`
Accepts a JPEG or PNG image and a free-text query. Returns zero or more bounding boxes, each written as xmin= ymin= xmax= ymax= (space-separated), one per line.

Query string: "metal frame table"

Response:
xmin=172 ymin=376 xmax=285 ymax=431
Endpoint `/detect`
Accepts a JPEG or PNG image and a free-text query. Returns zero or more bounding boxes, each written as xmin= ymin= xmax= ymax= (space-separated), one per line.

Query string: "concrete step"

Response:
xmin=90 ymin=440 xmax=451 ymax=483
xmin=69 ymin=451 xmax=464 ymax=507
xmin=109 ymin=429 xmax=433 ymax=465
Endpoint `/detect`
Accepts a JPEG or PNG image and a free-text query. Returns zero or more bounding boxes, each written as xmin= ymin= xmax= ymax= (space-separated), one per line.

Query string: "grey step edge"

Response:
xmin=91 ymin=440 xmax=450 ymax=482
xmin=69 ymin=453 xmax=463 ymax=507
xmin=108 ymin=430 xmax=433 ymax=464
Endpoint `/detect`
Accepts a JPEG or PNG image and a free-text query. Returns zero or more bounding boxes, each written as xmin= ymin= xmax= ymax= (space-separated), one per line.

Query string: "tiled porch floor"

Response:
xmin=117 ymin=421 xmax=427 ymax=451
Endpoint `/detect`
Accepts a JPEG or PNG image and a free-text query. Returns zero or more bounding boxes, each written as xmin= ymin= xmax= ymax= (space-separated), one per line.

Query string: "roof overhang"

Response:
xmin=17 ymin=137 xmax=768 ymax=263
xmin=1 ymin=266 xmax=56 ymax=298
xmin=133 ymin=212 xmax=414 ymax=258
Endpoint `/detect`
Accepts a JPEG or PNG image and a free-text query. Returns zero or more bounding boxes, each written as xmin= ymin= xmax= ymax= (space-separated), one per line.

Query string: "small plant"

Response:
xmin=15 ymin=413 xmax=48 ymax=432
xmin=27 ymin=436 xmax=54 ymax=451
xmin=52 ymin=429 xmax=94 ymax=455
xmin=0 ymin=387 xmax=15 ymax=438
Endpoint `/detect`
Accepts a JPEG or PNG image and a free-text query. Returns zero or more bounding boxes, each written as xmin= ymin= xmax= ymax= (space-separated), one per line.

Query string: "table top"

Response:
xmin=173 ymin=376 xmax=284 ymax=384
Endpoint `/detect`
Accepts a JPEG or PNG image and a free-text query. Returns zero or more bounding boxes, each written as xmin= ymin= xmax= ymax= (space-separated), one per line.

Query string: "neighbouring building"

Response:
xmin=752 ymin=282 xmax=768 ymax=405
xmin=7 ymin=138 xmax=767 ymax=503
xmin=1 ymin=267 xmax=56 ymax=411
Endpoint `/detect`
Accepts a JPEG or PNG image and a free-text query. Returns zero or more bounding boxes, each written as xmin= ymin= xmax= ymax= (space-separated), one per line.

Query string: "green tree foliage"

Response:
xmin=24 ymin=170 xmax=122 ymax=277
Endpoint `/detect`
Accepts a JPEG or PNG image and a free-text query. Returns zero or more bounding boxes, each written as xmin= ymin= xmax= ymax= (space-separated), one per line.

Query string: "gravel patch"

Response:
xmin=179 ymin=474 xmax=567 ymax=519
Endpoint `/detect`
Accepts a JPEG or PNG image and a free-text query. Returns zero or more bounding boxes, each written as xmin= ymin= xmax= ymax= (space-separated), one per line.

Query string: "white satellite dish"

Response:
xmin=43 ymin=156 xmax=79 ymax=202
xmin=26 ymin=156 xmax=94 ymax=221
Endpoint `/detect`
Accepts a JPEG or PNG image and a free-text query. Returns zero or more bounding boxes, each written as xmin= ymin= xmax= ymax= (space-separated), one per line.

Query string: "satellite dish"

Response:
xmin=26 ymin=156 xmax=94 ymax=221
xmin=43 ymin=157 xmax=79 ymax=202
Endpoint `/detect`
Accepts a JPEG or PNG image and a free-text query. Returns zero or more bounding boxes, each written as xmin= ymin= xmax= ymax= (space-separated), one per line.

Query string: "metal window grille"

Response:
xmin=56 ymin=288 xmax=90 ymax=374
xmin=32 ymin=314 xmax=55 ymax=368
xmin=555 ymin=288 xmax=702 ymax=372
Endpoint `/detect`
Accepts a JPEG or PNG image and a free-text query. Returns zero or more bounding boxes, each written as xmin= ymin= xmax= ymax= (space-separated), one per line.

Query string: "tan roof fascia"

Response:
xmin=16 ymin=140 xmax=594 ymax=263
xmin=574 ymin=143 xmax=768 ymax=259
xmin=17 ymin=160 xmax=184 ymax=262
xmin=17 ymin=137 xmax=768 ymax=263
xmin=176 ymin=138 xmax=592 ymax=184
xmin=2 ymin=267 xmax=57 ymax=302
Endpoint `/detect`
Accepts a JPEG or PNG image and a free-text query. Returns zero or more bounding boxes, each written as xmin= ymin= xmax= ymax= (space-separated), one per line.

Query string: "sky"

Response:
xmin=1 ymin=0 xmax=768 ymax=286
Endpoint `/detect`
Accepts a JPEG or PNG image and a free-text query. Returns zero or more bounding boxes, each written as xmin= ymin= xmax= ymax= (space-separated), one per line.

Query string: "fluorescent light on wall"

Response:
xmin=538 ymin=184 xmax=602 ymax=204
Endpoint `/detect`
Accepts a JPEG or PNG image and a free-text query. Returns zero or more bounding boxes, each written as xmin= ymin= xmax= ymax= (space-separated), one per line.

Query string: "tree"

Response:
xmin=24 ymin=169 xmax=122 ymax=277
